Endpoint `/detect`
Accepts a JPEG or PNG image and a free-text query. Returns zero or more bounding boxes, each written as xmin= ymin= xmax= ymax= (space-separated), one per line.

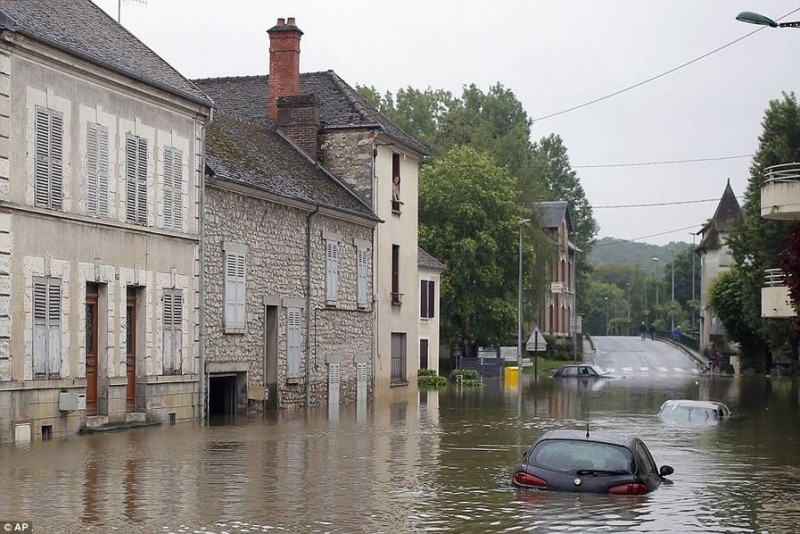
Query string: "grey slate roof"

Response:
xmin=418 ymin=247 xmax=445 ymax=271
xmin=697 ymin=179 xmax=741 ymax=252
xmin=0 ymin=0 xmax=212 ymax=107
xmin=205 ymin=112 xmax=378 ymax=222
xmin=194 ymin=72 xmax=429 ymax=156
xmin=533 ymin=201 xmax=572 ymax=231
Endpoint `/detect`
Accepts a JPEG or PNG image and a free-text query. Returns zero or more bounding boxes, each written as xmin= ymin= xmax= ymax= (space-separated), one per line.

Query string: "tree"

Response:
xmin=717 ymin=92 xmax=800 ymax=370
xmin=419 ymin=146 xmax=533 ymax=354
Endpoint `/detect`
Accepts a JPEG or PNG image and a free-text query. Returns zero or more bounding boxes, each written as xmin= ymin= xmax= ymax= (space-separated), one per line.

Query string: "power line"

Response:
xmin=595 ymin=224 xmax=704 ymax=247
xmin=532 ymin=7 xmax=800 ymax=122
xmin=573 ymin=154 xmax=753 ymax=169
xmin=594 ymin=198 xmax=720 ymax=209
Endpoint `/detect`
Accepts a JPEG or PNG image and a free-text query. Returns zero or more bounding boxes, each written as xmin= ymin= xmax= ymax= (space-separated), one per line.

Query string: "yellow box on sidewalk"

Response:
xmin=505 ymin=366 xmax=519 ymax=388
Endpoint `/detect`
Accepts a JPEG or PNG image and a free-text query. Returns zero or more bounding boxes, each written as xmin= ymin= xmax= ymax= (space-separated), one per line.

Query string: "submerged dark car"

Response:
xmin=552 ymin=364 xmax=610 ymax=378
xmin=512 ymin=430 xmax=674 ymax=494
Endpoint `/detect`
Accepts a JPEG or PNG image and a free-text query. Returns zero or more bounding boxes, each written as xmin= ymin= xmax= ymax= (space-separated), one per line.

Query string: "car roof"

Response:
xmin=537 ymin=429 xmax=637 ymax=448
xmin=660 ymin=400 xmax=729 ymax=411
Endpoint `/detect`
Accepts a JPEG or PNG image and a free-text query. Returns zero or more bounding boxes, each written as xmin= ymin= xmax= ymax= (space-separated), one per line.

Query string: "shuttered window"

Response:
xmin=125 ymin=134 xmax=148 ymax=225
xmin=325 ymin=239 xmax=339 ymax=302
xmin=357 ymin=247 xmax=368 ymax=306
xmin=287 ymin=308 xmax=301 ymax=376
xmin=328 ymin=362 xmax=340 ymax=406
xmin=391 ymin=332 xmax=406 ymax=384
xmin=34 ymin=106 xmax=63 ymax=210
xmin=86 ymin=122 xmax=109 ymax=217
xmin=163 ymin=290 xmax=183 ymax=374
xmin=420 ymin=280 xmax=435 ymax=319
xmin=163 ymin=146 xmax=183 ymax=230
xmin=224 ymin=250 xmax=246 ymax=330
xmin=32 ymin=277 xmax=62 ymax=378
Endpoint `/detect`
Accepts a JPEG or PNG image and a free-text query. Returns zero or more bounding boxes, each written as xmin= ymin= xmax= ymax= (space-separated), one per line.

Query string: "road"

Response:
xmin=591 ymin=335 xmax=698 ymax=378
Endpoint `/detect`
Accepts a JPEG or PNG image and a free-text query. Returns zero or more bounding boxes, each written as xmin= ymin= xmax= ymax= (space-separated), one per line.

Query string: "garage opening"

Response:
xmin=208 ymin=374 xmax=238 ymax=417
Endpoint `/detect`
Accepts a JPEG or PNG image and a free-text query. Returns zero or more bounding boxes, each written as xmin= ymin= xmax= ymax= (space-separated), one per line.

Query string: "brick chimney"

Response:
xmin=267 ymin=17 xmax=303 ymax=121
xmin=278 ymin=94 xmax=320 ymax=160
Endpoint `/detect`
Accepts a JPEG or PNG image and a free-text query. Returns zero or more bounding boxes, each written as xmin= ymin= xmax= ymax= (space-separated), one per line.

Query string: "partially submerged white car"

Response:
xmin=657 ymin=400 xmax=731 ymax=423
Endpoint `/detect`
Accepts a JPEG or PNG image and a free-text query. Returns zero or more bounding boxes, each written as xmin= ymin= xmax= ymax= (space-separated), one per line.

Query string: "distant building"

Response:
xmin=0 ymin=0 xmax=213 ymax=442
xmin=533 ymin=201 xmax=579 ymax=339
xmin=418 ymin=248 xmax=444 ymax=373
xmin=695 ymin=180 xmax=741 ymax=350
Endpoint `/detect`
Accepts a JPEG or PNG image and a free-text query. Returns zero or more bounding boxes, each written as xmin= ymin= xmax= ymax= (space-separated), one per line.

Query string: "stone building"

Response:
xmin=195 ymin=17 xmax=431 ymax=403
xmin=418 ymin=248 xmax=444 ymax=372
xmin=534 ymin=201 xmax=579 ymax=338
xmin=203 ymin=113 xmax=379 ymax=413
xmin=0 ymin=0 xmax=212 ymax=442
xmin=696 ymin=180 xmax=741 ymax=351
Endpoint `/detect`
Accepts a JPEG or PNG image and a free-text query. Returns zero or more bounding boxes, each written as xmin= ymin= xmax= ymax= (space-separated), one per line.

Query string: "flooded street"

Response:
xmin=2 ymin=375 xmax=800 ymax=533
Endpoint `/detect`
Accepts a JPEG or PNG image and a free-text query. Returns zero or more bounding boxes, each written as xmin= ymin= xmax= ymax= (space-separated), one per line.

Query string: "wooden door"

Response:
xmin=126 ymin=295 xmax=136 ymax=412
xmin=85 ymin=287 xmax=98 ymax=416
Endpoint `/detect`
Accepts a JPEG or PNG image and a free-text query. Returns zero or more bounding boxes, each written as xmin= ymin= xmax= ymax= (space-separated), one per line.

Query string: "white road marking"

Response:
xmin=622 ymin=367 xmax=633 ymax=373
xmin=639 ymin=367 xmax=649 ymax=372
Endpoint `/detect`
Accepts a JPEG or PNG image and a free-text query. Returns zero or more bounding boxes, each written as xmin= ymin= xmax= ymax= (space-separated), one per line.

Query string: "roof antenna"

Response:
xmin=586 ymin=422 xmax=590 ymax=438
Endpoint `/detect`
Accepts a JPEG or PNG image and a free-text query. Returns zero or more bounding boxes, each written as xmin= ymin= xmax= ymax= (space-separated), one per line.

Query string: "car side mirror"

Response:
xmin=659 ymin=465 xmax=674 ymax=477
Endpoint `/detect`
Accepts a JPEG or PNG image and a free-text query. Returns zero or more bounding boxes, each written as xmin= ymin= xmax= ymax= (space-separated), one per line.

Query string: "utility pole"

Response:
xmin=689 ymin=232 xmax=696 ymax=334
xmin=671 ymin=248 xmax=675 ymax=331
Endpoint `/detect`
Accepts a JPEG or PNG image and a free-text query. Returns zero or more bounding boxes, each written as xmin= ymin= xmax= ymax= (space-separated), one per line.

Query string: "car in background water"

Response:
xmin=657 ymin=400 xmax=731 ymax=423
xmin=552 ymin=364 xmax=611 ymax=378
xmin=512 ymin=430 xmax=673 ymax=494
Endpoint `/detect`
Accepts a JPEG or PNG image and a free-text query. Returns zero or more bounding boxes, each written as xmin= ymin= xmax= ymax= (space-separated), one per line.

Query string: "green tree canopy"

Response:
xmin=419 ymin=145 xmax=532 ymax=353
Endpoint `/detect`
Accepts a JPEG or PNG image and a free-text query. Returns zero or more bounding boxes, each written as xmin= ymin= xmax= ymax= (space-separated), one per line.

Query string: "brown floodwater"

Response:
xmin=1 ymin=375 xmax=799 ymax=533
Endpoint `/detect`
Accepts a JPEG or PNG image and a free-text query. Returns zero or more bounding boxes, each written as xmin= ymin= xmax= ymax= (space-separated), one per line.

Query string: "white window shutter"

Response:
xmin=163 ymin=146 xmax=173 ymax=229
xmin=224 ymin=253 xmax=237 ymax=327
xmin=172 ymin=292 xmax=182 ymax=372
xmin=235 ymin=254 xmax=246 ymax=327
xmin=163 ymin=292 xmax=173 ymax=373
xmin=47 ymin=279 xmax=61 ymax=375
xmin=162 ymin=146 xmax=183 ymax=230
xmin=97 ymin=124 xmax=109 ymax=216
xmin=87 ymin=123 xmax=99 ymax=215
xmin=125 ymin=135 xmax=138 ymax=223
xmin=33 ymin=280 xmax=48 ymax=375
xmin=287 ymin=308 xmax=300 ymax=376
xmin=356 ymin=362 xmax=367 ymax=402
xmin=357 ymin=248 xmax=368 ymax=305
xmin=326 ymin=240 xmax=339 ymax=301
xmin=34 ymin=108 xmax=50 ymax=208
xmin=136 ymin=138 xmax=148 ymax=224
xmin=49 ymin=112 xmax=63 ymax=210
xmin=328 ymin=363 xmax=340 ymax=406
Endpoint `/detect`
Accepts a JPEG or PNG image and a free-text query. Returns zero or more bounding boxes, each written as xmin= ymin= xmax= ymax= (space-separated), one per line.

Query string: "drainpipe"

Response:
xmin=198 ymin=106 xmax=214 ymax=420
xmin=305 ymin=204 xmax=320 ymax=408
xmin=370 ymin=138 xmax=378 ymax=401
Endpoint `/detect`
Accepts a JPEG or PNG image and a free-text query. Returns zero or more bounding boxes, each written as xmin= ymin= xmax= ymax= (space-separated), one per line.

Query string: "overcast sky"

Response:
xmin=93 ymin=0 xmax=800 ymax=246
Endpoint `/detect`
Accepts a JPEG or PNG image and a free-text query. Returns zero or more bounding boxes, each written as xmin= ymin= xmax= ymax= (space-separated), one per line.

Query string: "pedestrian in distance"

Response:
xmin=648 ymin=323 xmax=655 ymax=340
xmin=639 ymin=322 xmax=647 ymax=341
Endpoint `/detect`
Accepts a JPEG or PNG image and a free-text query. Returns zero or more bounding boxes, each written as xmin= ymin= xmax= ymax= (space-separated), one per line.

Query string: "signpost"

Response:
xmin=526 ymin=327 xmax=548 ymax=381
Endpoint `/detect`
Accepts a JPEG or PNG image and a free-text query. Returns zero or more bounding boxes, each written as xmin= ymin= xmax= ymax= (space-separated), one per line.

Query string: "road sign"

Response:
xmin=526 ymin=328 xmax=548 ymax=352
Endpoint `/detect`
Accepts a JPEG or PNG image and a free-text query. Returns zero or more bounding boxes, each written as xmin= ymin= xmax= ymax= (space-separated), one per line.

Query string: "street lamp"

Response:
xmin=652 ymin=257 xmax=660 ymax=307
xmin=736 ymin=11 xmax=800 ymax=28
xmin=670 ymin=248 xmax=676 ymax=331
xmin=517 ymin=218 xmax=531 ymax=372
xmin=604 ymin=296 xmax=610 ymax=336
xmin=689 ymin=232 xmax=696 ymax=334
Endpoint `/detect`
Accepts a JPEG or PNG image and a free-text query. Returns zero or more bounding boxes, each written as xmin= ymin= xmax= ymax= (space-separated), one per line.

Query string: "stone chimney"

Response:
xmin=267 ymin=17 xmax=303 ymax=121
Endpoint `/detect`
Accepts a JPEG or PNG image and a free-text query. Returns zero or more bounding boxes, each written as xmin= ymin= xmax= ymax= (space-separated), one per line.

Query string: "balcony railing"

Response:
xmin=765 ymin=162 xmax=800 ymax=184
xmin=764 ymin=268 xmax=787 ymax=287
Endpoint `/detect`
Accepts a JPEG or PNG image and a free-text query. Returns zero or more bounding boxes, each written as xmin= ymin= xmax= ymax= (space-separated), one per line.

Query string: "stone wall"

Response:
xmin=204 ymin=186 xmax=374 ymax=410
xmin=319 ymin=130 xmax=374 ymax=206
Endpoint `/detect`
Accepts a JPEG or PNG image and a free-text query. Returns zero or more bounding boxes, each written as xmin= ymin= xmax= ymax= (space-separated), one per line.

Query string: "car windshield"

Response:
xmin=530 ymin=439 xmax=634 ymax=475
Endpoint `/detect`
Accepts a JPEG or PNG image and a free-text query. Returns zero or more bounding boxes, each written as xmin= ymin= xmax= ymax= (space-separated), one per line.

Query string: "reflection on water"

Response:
xmin=0 ymin=377 xmax=798 ymax=533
